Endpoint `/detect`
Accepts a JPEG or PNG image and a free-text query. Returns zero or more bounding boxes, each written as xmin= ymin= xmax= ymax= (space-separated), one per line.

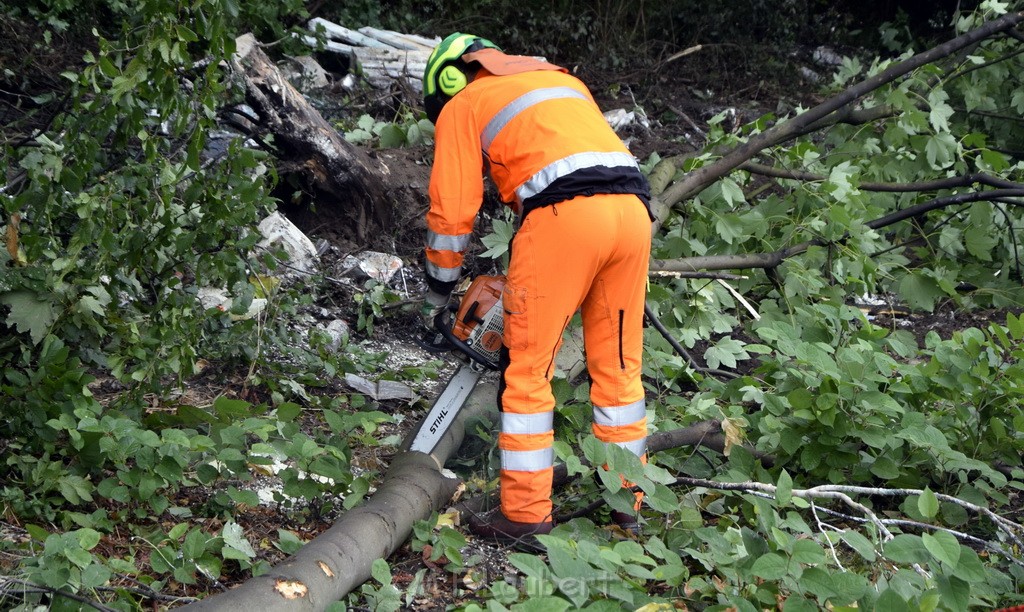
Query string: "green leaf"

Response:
xmin=829 ymin=570 xmax=869 ymax=603
xmin=545 ymin=547 xmax=590 ymax=605
xmin=799 ymin=567 xmax=836 ymax=600
xmin=776 ymin=470 xmax=793 ymax=506
xmin=371 ymin=557 xmax=391 ymax=585
xmin=580 ymin=436 xmax=607 ymax=467
xmin=0 ymin=291 xmax=59 ymax=344
xmin=897 ymin=272 xmax=945 ymax=312
xmin=511 ymin=597 xmax=570 ymax=612
xmin=963 ymin=226 xmax=998 ymax=261
xmin=840 ymin=531 xmax=876 ymax=562
xmin=76 ymin=528 xmax=102 ymax=551
xmin=276 ymin=402 xmax=302 ymax=422
xmin=64 ymin=546 xmax=93 ymax=569
xmin=927 ymin=88 xmax=954 ymax=133
xmin=508 ymin=553 xmax=551 ymax=579
xmin=275 ymin=529 xmax=304 ymax=555
xmin=917 ymin=488 xmax=939 ymax=519
xmin=183 ymin=529 xmax=209 ymax=561
xmin=59 ymin=476 xmax=94 ymax=505
xmin=951 ymin=546 xmax=987 ymax=583
xmin=221 ymin=521 xmax=256 ymax=560
xmin=790 ymin=539 xmax=825 ymax=565
xmin=869 ymin=456 xmax=901 ymax=479
xmin=921 ymin=531 xmax=960 ymax=568
xmin=883 ymin=534 xmax=930 ymax=564
xmin=378 ymin=123 xmax=406 ymax=148
xmin=924 ymin=132 xmax=957 ymax=169
xmin=213 ymin=397 xmax=255 ymax=422
xmin=81 ymin=563 xmax=112 ymax=589
xmin=936 ymin=574 xmax=970 ymax=611
xmin=596 ymin=467 xmax=623 ymax=492
xmin=750 ymin=552 xmax=788 ymax=580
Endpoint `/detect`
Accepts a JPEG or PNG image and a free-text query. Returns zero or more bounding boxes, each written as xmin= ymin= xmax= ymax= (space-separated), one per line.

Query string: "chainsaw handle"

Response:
xmin=433 ymin=309 xmax=500 ymax=371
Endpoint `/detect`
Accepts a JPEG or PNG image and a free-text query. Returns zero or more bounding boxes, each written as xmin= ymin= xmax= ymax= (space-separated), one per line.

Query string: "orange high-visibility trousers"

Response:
xmin=498 ymin=192 xmax=650 ymax=524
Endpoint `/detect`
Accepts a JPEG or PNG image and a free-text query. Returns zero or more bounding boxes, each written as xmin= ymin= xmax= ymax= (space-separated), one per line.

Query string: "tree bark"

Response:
xmin=231 ymin=33 xmax=396 ymax=240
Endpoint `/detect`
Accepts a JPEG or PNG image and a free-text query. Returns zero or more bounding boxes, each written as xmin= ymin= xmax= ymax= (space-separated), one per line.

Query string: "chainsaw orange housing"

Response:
xmin=451 ymin=275 xmax=506 ymax=366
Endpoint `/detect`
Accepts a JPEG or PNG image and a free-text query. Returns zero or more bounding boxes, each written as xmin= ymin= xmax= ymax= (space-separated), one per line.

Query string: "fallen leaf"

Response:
xmin=721 ymin=417 xmax=745 ymax=457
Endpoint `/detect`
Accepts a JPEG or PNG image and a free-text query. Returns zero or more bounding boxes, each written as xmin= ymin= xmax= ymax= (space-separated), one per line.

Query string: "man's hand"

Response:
xmin=420 ymin=289 xmax=451 ymax=331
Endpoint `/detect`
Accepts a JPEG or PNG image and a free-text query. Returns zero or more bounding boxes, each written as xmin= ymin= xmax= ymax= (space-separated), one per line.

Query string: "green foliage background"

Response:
xmin=1 ymin=0 xmax=1023 ymax=610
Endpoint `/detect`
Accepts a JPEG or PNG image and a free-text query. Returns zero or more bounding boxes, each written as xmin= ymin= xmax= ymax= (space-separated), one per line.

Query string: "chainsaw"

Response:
xmin=408 ymin=275 xmax=505 ymax=456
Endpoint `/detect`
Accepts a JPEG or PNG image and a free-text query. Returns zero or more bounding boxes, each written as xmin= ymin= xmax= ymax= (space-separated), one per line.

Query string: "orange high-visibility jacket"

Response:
xmin=423 ymin=65 xmax=651 ymax=293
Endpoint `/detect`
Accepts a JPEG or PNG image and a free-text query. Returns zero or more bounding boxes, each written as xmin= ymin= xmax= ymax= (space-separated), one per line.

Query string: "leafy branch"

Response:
xmin=650 ymin=9 xmax=1024 ymax=230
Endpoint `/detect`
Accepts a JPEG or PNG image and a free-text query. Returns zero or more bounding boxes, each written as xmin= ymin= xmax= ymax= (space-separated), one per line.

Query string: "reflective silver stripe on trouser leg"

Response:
xmin=501 ymin=447 xmax=555 ymax=472
xmin=424 ymin=260 xmax=461 ymax=282
xmin=595 ymin=398 xmax=647 ymax=457
xmin=501 ymin=412 xmax=554 ymax=435
xmin=593 ymin=399 xmax=646 ymax=428
xmin=426 ymin=229 xmax=473 ymax=252
xmin=613 ymin=438 xmax=647 ymax=457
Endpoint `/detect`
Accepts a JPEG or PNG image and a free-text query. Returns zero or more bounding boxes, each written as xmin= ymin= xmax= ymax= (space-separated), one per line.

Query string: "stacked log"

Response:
xmin=304 ymin=18 xmax=437 ymax=91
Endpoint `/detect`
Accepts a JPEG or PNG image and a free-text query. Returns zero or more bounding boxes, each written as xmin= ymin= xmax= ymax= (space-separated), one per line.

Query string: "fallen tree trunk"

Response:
xmin=231 ymin=33 xmax=399 ymax=240
xmin=180 ymin=379 xmax=500 ymax=611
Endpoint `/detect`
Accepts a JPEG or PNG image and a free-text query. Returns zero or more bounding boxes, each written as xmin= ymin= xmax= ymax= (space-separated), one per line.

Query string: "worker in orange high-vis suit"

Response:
xmin=419 ymin=33 xmax=652 ymax=544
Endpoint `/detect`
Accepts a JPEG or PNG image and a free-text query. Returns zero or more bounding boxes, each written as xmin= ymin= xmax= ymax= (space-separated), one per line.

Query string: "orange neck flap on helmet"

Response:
xmin=460 ymin=48 xmax=567 ymax=77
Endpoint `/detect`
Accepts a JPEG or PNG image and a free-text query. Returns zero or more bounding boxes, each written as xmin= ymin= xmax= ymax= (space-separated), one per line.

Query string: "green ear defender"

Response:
xmin=437 ymin=64 xmax=469 ymax=97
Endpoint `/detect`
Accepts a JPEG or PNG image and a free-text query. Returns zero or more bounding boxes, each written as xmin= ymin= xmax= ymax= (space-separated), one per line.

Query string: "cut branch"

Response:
xmin=670 ymin=476 xmax=1024 ymax=566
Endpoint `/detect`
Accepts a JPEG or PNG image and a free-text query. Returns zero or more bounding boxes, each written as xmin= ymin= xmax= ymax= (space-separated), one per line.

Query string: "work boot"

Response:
xmin=468 ymin=509 xmax=552 ymax=552
xmin=610 ymin=510 xmax=641 ymax=536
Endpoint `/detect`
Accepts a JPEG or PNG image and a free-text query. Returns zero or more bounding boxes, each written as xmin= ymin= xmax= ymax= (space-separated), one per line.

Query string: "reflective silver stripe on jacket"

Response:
xmin=614 ymin=438 xmax=647 ymax=457
xmin=481 ymin=87 xmax=588 ymax=153
xmin=426 ymin=229 xmax=473 ymax=252
xmin=501 ymin=412 xmax=554 ymax=435
xmin=593 ymin=399 xmax=646 ymax=428
xmin=501 ymin=447 xmax=554 ymax=472
xmin=425 ymin=260 xmax=461 ymax=282
xmin=515 ymin=151 xmax=640 ymax=205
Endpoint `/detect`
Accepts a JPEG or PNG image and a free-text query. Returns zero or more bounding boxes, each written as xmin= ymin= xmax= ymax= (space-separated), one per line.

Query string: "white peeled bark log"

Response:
xmin=358 ymin=26 xmax=434 ymax=51
xmin=307 ymin=18 xmax=390 ymax=48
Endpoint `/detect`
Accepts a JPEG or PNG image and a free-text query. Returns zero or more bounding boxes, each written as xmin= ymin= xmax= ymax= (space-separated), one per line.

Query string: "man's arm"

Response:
xmin=424 ymin=94 xmax=486 ymax=295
